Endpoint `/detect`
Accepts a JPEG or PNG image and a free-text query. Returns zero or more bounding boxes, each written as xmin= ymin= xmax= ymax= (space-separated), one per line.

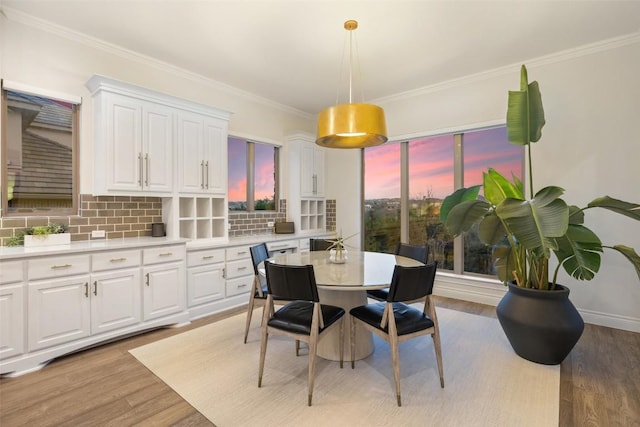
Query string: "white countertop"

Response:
xmin=0 ymin=232 xmax=336 ymax=260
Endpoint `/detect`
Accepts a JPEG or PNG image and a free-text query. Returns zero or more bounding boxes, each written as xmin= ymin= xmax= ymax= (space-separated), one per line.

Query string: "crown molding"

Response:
xmin=2 ymin=6 xmax=313 ymax=120
xmin=374 ymin=31 xmax=640 ymax=106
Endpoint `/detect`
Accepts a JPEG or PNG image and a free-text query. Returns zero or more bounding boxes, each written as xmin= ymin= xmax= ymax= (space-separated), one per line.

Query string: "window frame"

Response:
xmin=1 ymin=80 xmax=81 ymax=217
xmin=228 ymin=135 xmax=280 ymax=212
xmin=361 ymin=122 xmax=524 ymax=278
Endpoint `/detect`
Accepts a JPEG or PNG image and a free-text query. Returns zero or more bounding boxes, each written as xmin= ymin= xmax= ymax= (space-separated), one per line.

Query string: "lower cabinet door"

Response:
xmin=187 ymin=263 xmax=225 ymax=307
xmin=28 ymin=276 xmax=91 ymax=351
xmin=143 ymin=262 xmax=186 ymax=321
xmin=91 ymin=268 xmax=141 ymax=335
xmin=0 ymin=285 xmax=24 ymax=359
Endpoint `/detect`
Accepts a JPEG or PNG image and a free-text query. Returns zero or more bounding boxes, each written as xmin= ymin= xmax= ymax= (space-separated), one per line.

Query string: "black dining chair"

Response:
xmin=367 ymin=242 xmax=429 ymax=301
xmin=310 ymin=238 xmax=334 ymax=251
xmin=258 ymin=262 xmax=345 ymax=406
xmin=350 ymin=262 xmax=443 ymax=406
xmin=243 ymin=243 xmax=271 ymax=343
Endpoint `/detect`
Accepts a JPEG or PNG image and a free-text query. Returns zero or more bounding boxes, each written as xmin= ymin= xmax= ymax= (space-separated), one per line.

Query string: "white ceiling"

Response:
xmin=3 ymin=1 xmax=640 ymax=115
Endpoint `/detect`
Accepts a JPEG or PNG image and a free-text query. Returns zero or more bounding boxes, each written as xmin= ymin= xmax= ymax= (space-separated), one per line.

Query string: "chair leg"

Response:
xmin=296 ymin=340 xmax=301 ymax=356
xmin=350 ymin=316 xmax=356 ymax=369
xmin=243 ymin=291 xmax=256 ymax=344
xmin=389 ymin=333 xmax=401 ymax=407
xmin=339 ymin=317 xmax=344 ymax=369
xmin=308 ymin=334 xmax=318 ymax=406
xmin=258 ymin=328 xmax=268 ymax=388
xmin=432 ymin=332 xmax=445 ymax=388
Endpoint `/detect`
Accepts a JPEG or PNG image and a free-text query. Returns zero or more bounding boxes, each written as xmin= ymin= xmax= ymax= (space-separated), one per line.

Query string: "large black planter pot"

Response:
xmin=496 ymin=283 xmax=584 ymax=365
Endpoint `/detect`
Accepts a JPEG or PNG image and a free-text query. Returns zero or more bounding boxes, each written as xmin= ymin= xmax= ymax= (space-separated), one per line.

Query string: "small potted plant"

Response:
xmin=7 ymin=223 xmax=70 ymax=247
xmin=439 ymin=65 xmax=640 ymax=364
xmin=326 ymin=231 xmax=358 ymax=264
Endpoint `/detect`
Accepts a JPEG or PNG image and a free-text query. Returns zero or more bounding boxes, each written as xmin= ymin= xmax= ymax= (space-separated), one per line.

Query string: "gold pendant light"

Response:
xmin=316 ymin=20 xmax=388 ymax=149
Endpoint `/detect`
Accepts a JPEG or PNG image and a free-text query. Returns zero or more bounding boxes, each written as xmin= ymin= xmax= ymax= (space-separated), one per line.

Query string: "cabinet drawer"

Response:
xmin=1 ymin=261 xmax=24 ymax=284
xmin=92 ymin=249 xmax=141 ymax=272
xmin=225 ymin=258 xmax=253 ymax=279
xmin=225 ymin=246 xmax=251 ymax=262
xmin=267 ymin=240 xmax=298 ymax=253
xmin=187 ymin=249 xmax=225 ymax=267
xmin=226 ymin=276 xmax=253 ymax=297
xmin=28 ymin=254 xmax=90 ymax=281
xmin=143 ymin=245 xmax=186 ymax=265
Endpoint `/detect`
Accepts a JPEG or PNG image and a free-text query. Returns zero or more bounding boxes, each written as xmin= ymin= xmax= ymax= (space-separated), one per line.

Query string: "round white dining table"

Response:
xmin=265 ymin=250 xmax=423 ymax=361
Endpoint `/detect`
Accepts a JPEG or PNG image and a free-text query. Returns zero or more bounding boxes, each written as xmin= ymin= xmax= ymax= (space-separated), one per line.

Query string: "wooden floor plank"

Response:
xmin=1 ymin=298 xmax=638 ymax=426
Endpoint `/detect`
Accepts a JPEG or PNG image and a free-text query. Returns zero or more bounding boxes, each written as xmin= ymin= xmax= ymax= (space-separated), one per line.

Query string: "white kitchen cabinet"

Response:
xmin=0 ymin=261 xmax=25 ymax=360
xmin=224 ymin=246 xmax=253 ymax=297
xmin=26 ymin=251 xmax=144 ymax=352
xmin=187 ymin=248 xmax=225 ymax=308
xmin=300 ymin=143 xmax=325 ymax=198
xmin=142 ymin=246 xmax=186 ymax=321
xmin=287 ymin=133 xmax=327 ymax=233
xmin=28 ymin=274 xmax=92 ymax=352
xmin=88 ymin=88 xmax=173 ymax=195
xmin=177 ymin=112 xmax=228 ymax=194
xmin=90 ymin=249 xmax=142 ymax=335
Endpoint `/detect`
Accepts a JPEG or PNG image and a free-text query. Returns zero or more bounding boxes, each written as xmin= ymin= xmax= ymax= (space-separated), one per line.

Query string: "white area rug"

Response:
xmin=130 ymin=308 xmax=559 ymax=427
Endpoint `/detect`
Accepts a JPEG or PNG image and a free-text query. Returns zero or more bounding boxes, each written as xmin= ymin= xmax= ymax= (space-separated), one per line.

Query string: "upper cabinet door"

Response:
xmin=300 ymin=144 xmax=325 ymax=198
xmin=104 ymin=94 xmax=143 ymax=193
xmin=177 ymin=113 xmax=228 ymax=194
xmin=142 ymin=104 xmax=174 ymax=193
xmin=177 ymin=112 xmax=204 ymax=193
xmin=203 ymin=117 xmax=227 ymax=194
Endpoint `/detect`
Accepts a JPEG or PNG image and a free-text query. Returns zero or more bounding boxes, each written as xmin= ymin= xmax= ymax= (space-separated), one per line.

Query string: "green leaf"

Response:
xmin=506 ymin=65 xmax=545 ymax=146
xmin=445 ymin=200 xmax=491 ymax=236
xmin=587 ymin=196 xmax=640 ymax=221
xmin=493 ymin=245 xmax=518 ymax=284
xmin=568 ymin=205 xmax=585 ymax=225
xmin=496 ymin=186 xmax=569 ymax=258
xmin=478 ymin=214 xmax=506 ymax=245
xmin=439 ymin=186 xmax=481 ymax=222
xmin=483 ymin=168 xmax=524 ymax=206
xmin=610 ymin=245 xmax=640 ymax=281
xmin=554 ymin=224 xmax=603 ymax=281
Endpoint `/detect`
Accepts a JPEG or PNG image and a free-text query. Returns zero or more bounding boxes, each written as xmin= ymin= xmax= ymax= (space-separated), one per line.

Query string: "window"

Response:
xmin=1 ymin=82 xmax=80 ymax=216
xmin=228 ymin=136 xmax=279 ymax=211
xmin=363 ymin=125 xmax=523 ymax=277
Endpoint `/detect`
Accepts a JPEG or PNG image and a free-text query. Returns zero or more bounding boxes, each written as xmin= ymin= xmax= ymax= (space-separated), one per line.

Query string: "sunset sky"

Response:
xmin=228 ymin=137 xmax=276 ymax=202
xmin=364 ymin=126 xmax=522 ymax=200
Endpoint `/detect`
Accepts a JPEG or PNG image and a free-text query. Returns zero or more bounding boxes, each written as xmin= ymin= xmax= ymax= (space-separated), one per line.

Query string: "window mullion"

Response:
xmin=400 ymin=141 xmax=409 ymax=243
xmin=247 ymin=142 xmax=255 ymax=211
xmin=453 ymin=133 xmax=464 ymax=275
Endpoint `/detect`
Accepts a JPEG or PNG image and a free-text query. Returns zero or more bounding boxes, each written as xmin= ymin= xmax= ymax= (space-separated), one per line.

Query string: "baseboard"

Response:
xmin=433 ymin=273 xmax=640 ymax=333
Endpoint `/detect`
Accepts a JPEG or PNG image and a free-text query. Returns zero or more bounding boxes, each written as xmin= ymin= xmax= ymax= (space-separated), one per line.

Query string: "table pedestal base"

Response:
xmin=317 ymin=288 xmax=374 ymax=361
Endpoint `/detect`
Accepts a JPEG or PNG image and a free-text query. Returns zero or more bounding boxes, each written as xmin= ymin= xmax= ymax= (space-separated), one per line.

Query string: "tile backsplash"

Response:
xmin=1 ymin=196 xmax=337 ymax=245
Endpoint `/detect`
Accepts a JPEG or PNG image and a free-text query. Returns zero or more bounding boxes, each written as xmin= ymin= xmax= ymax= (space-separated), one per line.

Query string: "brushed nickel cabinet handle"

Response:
xmin=205 ymin=160 xmax=209 ymax=189
xmin=145 ymin=273 xmax=150 ymax=286
xmin=110 ymin=257 xmax=126 ymax=262
xmin=84 ymin=282 xmax=89 ymax=298
xmin=159 ymin=252 xmax=172 ymax=257
xmin=202 ymin=255 xmax=215 ymax=260
xmin=201 ymin=160 xmax=205 ymax=189
xmin=145 ymin=153 xmax=150 ymax=187
xmin=93 ymin=281 xmax=98 ymax=296
xmin=51 ymin=264 xmax=72 ymax=270
xmin=138 ymin=152 xmax=143 ymax=187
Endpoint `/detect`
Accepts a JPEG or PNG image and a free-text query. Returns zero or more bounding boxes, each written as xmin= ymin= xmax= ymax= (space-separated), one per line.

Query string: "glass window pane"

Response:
xmin=462 ymin=126 xmax=522 ymax=275
xmin=408 ymin=135 xmax=455 ymax=269
xmin=3 ymin=89 xmax=77 ymax=215
xmin=363 ymin=142 xmax=401 ymax=253
xmin=228 ymin=137 xmax=247 ymax=210
xmin=254 ymin=143 xmax=276 ymax=210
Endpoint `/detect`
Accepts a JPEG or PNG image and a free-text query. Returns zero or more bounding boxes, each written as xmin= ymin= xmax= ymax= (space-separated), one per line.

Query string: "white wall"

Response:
xmin=329 ymin=35 xmax=640 ymax=331
xmin=1 ymin=15 xmax=315 ymax=195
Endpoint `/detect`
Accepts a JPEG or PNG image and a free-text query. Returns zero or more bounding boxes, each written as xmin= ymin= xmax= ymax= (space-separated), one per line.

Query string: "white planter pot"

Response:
xmin=24 ymin=233 xmax=71 ymax=248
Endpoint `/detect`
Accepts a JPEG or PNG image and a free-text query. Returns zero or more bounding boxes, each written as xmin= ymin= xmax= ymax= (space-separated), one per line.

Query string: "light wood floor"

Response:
xmin=1 ymin=297 xmax=638 ymax=426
